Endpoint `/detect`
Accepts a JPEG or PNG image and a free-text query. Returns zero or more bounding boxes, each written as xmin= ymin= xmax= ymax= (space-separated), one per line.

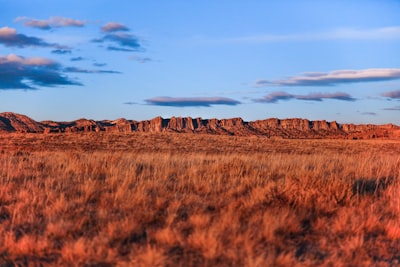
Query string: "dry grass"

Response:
xmin=0 ymin=133 xmax=400 ymax=266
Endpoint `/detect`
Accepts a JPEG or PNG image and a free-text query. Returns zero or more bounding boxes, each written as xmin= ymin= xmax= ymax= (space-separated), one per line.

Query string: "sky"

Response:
xmin=1 ymin=0 xmax=400 ymax=124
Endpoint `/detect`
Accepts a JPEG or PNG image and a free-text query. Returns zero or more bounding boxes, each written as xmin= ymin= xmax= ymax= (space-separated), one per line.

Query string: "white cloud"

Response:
xmin=15 ymin=16 xmax=86 ymax=30
xmin=145 ymin=96 xmax=241 ymax=107
xmin=0 ymin=54 xmax=79 ymax=89
xmin=0 ymin=27 xmax=17 ymax=36
xmin=256 ymin=69 xmax=400 ymax=87
xmin=0 ymin=26 xmax=60 ymax=48
xmin=1 ymin=54 xmax=54 ymax=66
xmin=254 ymin=91 xmax=355 ymax=103
xmin=101 ymin=22 xmax=129 ymax=33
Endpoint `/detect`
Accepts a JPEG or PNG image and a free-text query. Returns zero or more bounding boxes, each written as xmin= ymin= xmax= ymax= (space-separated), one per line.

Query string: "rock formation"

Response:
xmin=1 ymin=112 xmax=400 ymax=139
xmin=0 ymin=112 xmax=44 ymax=133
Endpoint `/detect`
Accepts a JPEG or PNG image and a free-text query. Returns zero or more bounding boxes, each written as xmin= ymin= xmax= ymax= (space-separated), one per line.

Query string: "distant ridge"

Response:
xmin=1 ymin=112 xmax=400 ymax=139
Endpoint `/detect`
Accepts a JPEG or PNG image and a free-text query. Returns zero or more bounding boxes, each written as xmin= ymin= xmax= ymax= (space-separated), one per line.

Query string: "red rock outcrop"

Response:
xmin=0 ymin=112 xmax=43 ymax=132
xmin=41 ymin=119 xmax=104 ymax=133
xmin=100 ymin=118 xmax=134 ymax=133
xmin=1 ymin=112 xmax=399 ymax=139
xmin=167 ymin=117 xmax=195 ymax=132
xmin=133 ymin=116 xmax=166 ymax=133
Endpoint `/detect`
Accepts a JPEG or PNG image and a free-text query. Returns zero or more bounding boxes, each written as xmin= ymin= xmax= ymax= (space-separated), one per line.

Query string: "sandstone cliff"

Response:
xmin=1 ymin=112 xmax=400 ymax=139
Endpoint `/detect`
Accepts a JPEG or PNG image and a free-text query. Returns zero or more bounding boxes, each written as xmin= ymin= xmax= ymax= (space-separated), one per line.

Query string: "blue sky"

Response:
xmin=1 ymin=0 xmax=400 ymax=124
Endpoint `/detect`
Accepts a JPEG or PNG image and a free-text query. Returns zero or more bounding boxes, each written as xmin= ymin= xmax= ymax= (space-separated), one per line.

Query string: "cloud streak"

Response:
xmin=360 ymin=112 xmax=377 ymax=116
xmin=107 ymin=46 xmax=138 ymax=52
xmin=51 ymin=49 xmax=71 ymax=55
xmin=130 ymin=56 xmax=153 ymax=63
xmin=64 ymin=67 xmax=121 ymax=74
xmin=93 ymin=62 xmax=107 ymax=67
xmin=254 ymin=91 xmax=356 ymax=103
xmin=256 ymin=69 xmax=400 ymax=87
xmin=0 ymin=54 xmax=80 ymax=89
xmin=204 ymin=26 xmax=400 ymax=44
xmin=70 ymin=57 xmax=84 ymax=62
xmin=145 ymin=97 xmax=241 ymax=107
xmin=383 ymin=106 xmax=400 ymax=111
xmin=15 ymin=16 xmax=86 ymax=30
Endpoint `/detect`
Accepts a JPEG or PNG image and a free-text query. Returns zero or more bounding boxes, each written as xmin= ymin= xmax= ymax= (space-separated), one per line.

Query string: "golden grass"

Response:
xmin=0 ymin=133 xmax=400 ymax=266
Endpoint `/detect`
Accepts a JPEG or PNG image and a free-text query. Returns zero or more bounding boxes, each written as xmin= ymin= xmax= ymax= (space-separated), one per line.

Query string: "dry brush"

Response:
xmin=0 ymin=133 xmax=399 ymax=266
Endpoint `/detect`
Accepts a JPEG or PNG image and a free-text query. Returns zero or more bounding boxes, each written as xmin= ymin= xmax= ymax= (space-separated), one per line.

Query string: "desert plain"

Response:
xmin=1 ymin=114 xmax=400 ymax=266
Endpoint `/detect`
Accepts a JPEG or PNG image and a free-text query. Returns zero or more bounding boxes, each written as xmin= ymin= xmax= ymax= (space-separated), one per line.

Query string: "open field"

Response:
xmin=1 ymin=133 xmax=400 ymax=266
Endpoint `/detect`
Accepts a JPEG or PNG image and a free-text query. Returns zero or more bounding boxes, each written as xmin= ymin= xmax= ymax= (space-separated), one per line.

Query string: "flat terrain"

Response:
xmin=1 ymin=133 xmax=400 ymax=266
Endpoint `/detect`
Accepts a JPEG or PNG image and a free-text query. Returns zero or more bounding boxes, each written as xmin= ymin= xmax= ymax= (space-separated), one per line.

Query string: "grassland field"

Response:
xmin=0 ymin=133 xmax=400 ymax=266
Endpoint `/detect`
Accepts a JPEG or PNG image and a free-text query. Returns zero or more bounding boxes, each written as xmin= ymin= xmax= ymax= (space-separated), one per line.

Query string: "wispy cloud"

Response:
xmin=64 ymin=66 xmax=121 ymax=74
xmin=0 ymin=54 xmax=80 ymax=89
xmin=51 ymin=49 xmax=71 ymax=55
xmin=327 ymin=26 xmax=400 ymax=40
xmin=360 ymin=112 xmax=377 ymax=116
xmin=93 ymin=62 xmax=107 ymax=67
xmin=254 ymin=91 xmax=355 ymax=103
xmin=107 ymin=46 xmax=138 ymax=52
xmin=254 ymin=91 xmax=293 ymax=103
xmin=130 ymin=56 xmax=153 ymax=63
xmin=101 ymin=22 xmax=129 ymax=33
xmin=15 ymin=16 xmax=86 ymax=30
xmin=70 ymin=57 xmax=84 ymax=62
xmin=381 ymin=90 xmax=400 ymax=99
xmin=383 ymin=106 xmax=400 ymax=111
xmin=256 ymin=69 xmax=400 ymax=87
xmin=145 ymin=96 xmax=241 ymax=107
xmin=202 ymin=26 xmax=400 ymax=44
xmin=0 ymin=26 xmax=62 ymax=48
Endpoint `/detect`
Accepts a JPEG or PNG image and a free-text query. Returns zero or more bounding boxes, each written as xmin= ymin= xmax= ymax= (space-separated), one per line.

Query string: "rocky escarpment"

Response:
xmin=0 ymin=112 xmax=44 ymax=133
xmin=1 ymin=112 xmax=400 ymax=139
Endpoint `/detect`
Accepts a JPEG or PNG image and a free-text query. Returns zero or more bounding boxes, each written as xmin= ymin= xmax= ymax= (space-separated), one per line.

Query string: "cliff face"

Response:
xmin=1 ymin=112 xmax=400 ymax=139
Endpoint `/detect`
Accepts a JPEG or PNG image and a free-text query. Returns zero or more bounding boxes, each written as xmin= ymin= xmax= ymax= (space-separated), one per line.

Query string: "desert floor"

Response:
xmin=1 ymin=133 xmax=400 ymax=266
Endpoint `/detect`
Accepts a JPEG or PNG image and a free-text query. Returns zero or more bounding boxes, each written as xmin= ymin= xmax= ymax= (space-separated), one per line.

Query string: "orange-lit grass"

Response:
xmin=0 ymin=133 xmax=399 ymax=266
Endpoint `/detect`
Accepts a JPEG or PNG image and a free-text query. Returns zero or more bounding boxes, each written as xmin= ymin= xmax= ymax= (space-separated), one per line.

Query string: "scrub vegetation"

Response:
xmin=0 ymin=133 xmax=400 ymax=266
